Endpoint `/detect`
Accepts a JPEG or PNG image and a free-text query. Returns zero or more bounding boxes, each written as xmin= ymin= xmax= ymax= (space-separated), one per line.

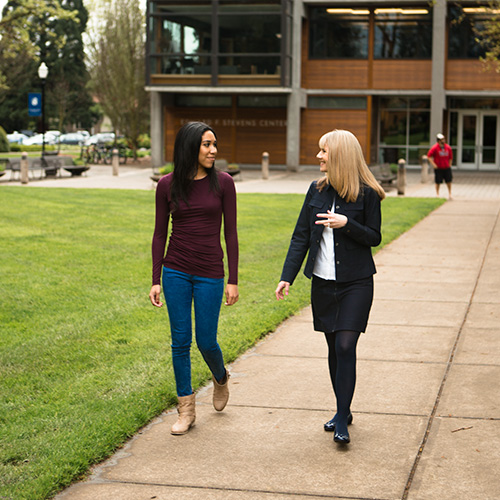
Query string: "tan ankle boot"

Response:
xmin=171 ymin=393 xmax=196 ymax=435
xmin=212 ymin=370 xmax=230 ymax=411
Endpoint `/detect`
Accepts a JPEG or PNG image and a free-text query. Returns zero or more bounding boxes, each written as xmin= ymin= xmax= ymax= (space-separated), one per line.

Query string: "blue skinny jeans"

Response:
xmin=162 ymin=267 xmax=226 ymax=397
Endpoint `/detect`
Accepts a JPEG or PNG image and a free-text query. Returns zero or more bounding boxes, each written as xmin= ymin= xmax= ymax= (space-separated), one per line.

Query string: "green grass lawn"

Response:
xmin=0 ymin=187 xmax=444 ymax=499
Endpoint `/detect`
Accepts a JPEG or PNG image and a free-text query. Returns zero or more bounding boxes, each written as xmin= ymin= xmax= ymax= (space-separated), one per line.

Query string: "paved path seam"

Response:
xmin=401 ymin=203 xmax=500 ymax=499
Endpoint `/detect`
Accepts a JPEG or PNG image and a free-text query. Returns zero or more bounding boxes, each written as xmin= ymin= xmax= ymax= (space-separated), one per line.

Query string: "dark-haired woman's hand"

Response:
xmin=225 ymin=284 xmax=239 ymax=306
xmin=149 ymin=285 xmax=163 ymax=308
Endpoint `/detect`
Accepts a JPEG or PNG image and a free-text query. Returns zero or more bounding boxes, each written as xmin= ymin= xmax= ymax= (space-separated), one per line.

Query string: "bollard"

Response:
xmin=112 ymin=148 xmax=119 ymax=176
xmin=20 ymin=152 xmax=29 ymax=184
xmin=420 ymin=155 xmax=429 ymax=184
xmin=261 ymin=151 xmax=269 ymax=180
xmin=397 ymin=158 xmax=406 ymax=196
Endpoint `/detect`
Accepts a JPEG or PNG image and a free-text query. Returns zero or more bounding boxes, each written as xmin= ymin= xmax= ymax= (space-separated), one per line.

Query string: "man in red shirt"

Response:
xmin=427 ymin=133 xmax=453 ymax=199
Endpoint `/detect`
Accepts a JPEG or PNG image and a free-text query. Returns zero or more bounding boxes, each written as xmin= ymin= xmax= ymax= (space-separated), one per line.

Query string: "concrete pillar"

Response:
xmin=430 ymin=0 xmax=447 ymax=139
xmin=286 ymin=93 xmax=301 ymax=172
xmin=20 ymin=152 xmax=29 ymax=184
xmin=421 ymin=155 xmax=430 ymax=183
xmin=261 ymin=152 xmax=269 ymax=179
xmin=150 ymin=90 xmax=164 ymax=169
xmin=397 ymin=159 xmax=406 ymax=195
xmin=112 ymin=149 xmax=119 ymax=176
xmin=286 ymin=1 xmax=305 ymax=172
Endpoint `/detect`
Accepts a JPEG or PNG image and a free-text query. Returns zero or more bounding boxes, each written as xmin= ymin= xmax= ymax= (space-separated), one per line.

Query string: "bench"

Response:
xmin=369 ymin=163 xmax=397 ymax=188
xmin=215 ymin=159 xmax=241 ymax=179
xmin=2 ymin=156 xmax=80 ymax=180
xmin=6 ymin=158 xmax=44 ymax=180
xmin=58 ymin=155 xmax=90 ymax=176
xmin=0 ymin=158 xmax=9 ymax=178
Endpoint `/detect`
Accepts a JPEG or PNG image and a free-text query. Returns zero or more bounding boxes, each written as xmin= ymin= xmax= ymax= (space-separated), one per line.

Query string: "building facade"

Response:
xmin=146 ymin=0 xmax=500 ymax=170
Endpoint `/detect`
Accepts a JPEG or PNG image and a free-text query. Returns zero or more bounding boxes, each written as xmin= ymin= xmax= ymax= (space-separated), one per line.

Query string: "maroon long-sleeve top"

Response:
xmin=152 ymin=171 xmax=238 ymax=286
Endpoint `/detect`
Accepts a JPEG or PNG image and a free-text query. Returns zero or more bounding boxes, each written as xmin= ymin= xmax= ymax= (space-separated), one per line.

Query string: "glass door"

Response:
xmin=481 ymin=113 xmax=499 ymax=170
xmin=457 ymin=111 xmax=500 ymax=170
xmin=458 ymin=112 xmax=477 ymax=169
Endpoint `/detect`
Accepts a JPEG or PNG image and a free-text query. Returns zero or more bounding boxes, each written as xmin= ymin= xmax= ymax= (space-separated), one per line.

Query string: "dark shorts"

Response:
xmin=434 ymin=167 xmax=452 ymax=184
xmin=311 ymin=275 xmax=374 ymax=333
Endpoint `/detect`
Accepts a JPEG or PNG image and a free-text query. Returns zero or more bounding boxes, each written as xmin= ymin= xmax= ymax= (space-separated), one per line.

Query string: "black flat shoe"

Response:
xmin=334 ymin=429 xmax=350 ymax=444
xmin=324 ymin=412 xmax=353 ymax=432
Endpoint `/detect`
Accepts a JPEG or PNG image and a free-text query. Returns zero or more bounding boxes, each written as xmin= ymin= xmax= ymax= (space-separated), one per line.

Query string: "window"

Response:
xmin=308 ymin=96 xmax=367 ymax=109
xmin=147 ymin=0 xmax=290 ymax=84
xmin=219 ymin=8 xmax=281 ymax=75
xmin=238 ymin=95 xmax=287 ymax=107
xmin=174 ymin=95 xmax=232 ymax=107
xmin=374 ymin=8 xmax=432 ymax=59
xmin=379 ymin=98 xmax=430 ymax=164
xmin=448 ymin=5 xmax=494 ymax=59
xmin=309 ymin=7 xmax=369 ymax=59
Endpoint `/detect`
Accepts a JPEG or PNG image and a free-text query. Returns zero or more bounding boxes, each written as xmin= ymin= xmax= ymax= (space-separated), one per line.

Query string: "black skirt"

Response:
xmin=311 ymin=275 xmax=374 ymax=333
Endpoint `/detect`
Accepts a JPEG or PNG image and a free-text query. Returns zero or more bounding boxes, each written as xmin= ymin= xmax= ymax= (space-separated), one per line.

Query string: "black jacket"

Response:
xmin=280 ymin=181 xmax=382 ymax=285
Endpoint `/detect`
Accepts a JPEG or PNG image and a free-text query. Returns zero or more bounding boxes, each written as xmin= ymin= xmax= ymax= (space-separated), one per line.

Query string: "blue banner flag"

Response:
xmin=28 ymin=93 xmax=42 ymax=117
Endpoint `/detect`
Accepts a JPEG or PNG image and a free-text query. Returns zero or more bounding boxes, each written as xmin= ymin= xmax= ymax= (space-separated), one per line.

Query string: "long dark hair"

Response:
xmin=170 ymin=121 xmax=220 ymax=209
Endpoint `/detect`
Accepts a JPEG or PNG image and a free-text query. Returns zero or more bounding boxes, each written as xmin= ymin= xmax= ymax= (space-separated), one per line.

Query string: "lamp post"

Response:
xmin=38 ymin=62 xmax=48 ymax=162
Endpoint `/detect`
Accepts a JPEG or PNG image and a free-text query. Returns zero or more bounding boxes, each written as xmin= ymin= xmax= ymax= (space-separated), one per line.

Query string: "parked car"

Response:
xmin=84 ymin=132 xmax=115 ymax=146
xmin=23 ymin=132 xmax=59 ymax=146
xmin=77 ymin=130 xmax=90 ymax=141
xmin=59 ymin=132 xmax=86 ymax=145
xmin=6 ymin=131 xmax=29 ymax=144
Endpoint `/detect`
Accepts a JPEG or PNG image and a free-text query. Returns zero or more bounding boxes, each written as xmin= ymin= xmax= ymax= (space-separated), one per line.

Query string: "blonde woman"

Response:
xmin=275 ymin=130 xmax=385 ymax=445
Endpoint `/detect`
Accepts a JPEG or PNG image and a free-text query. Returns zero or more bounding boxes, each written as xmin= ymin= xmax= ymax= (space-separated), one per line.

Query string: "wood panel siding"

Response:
xmin=151 ymin=74 xmax=211 ymax=86
xmin=151 ymin=74 xmax=281 ymax=86
xmin=234 ymin=108 xmax=287 ymax=164
xmin=372 ymin=60 xmax=431 ymax=89
xmin=446 ymin=60 xmax=500 ymax=90
xmin=304 ymin=60 xmax=370 ymax=89
xmin=300 ymin=109 xmax=368 ymax=164
xmin=164 ymin=107 xmax=286 ymax=164
xmin=217 ymin=75 xmax=281 ymax=86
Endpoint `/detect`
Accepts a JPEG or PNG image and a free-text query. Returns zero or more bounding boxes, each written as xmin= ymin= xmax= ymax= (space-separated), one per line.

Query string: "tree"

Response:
xmin=478 ymin=3 xmax=500 ymax=72
xmin=0 ymin=1 xmax=76 ymax=90
xmin=0 ymin=1 xmax=95 ymax=132
xmin=87 ymin=0 xmax=149 ymax=158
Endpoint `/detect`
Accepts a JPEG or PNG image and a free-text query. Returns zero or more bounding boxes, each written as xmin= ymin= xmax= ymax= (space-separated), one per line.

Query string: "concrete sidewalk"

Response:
xmin=3 ymin=161 xmax=500 ymax=199
xmin=43 ymin=168 xmax=499 ymax=499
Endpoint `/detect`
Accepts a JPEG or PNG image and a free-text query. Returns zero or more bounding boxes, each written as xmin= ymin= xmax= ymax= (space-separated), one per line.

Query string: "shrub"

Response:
xmin=9 ymin=144 xmax=57 ymax=153
xmin=138 ymin=134 xmax=151 ymax=149
xmin=158 ymin=163 xmax=174 ymax=175
xmin=0 ymin=126 xmax=10 ymax=153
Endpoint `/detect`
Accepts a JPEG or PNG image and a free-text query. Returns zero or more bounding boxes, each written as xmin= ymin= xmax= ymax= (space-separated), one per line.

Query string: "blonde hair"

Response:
xmin=317 ymin=129 xmax=385 ymax=202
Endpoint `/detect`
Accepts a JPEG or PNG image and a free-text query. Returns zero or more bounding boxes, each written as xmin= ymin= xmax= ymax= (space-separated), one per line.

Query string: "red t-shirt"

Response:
xmin=427 ymin=143 xmax=453 ymax=169
xmin=152 ymin=171 xmax=238 ymax=285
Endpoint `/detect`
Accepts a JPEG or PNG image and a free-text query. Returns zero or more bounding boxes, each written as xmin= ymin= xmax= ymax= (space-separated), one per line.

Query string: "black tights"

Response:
xmin=325 ymin=330 xmax=360 ymax=426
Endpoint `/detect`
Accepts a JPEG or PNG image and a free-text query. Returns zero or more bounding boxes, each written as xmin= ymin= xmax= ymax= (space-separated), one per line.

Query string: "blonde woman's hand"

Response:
xmin=275 ymin=281 xmax=290 ymax=300
xmin=225 ymin=284 xmax=239 ymax=306
xmin=149 ymin=285 xmax=163 ymax=308
xmin=316 ymin=210 xmax=347 ymax=229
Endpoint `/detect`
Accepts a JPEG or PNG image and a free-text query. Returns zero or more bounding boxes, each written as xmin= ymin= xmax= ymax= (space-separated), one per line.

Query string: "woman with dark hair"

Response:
xmin=275 ymin=129 xmax=385 ymax=445
xmin=149 ymin=121 xmax=239 ymax=435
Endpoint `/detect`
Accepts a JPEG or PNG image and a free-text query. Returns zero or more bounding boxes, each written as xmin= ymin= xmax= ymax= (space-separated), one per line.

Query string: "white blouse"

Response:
xmin=312 ymin=209 xmax=336 ymax=281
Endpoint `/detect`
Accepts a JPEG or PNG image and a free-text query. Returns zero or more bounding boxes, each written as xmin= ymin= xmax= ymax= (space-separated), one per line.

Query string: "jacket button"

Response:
xmin=336 ymin=261 xmax=340 ymax=265
xmin=336 ymin=205 xmax=340 ymax=209
xmin=335 ymin=243 xmax=339 ymax=246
